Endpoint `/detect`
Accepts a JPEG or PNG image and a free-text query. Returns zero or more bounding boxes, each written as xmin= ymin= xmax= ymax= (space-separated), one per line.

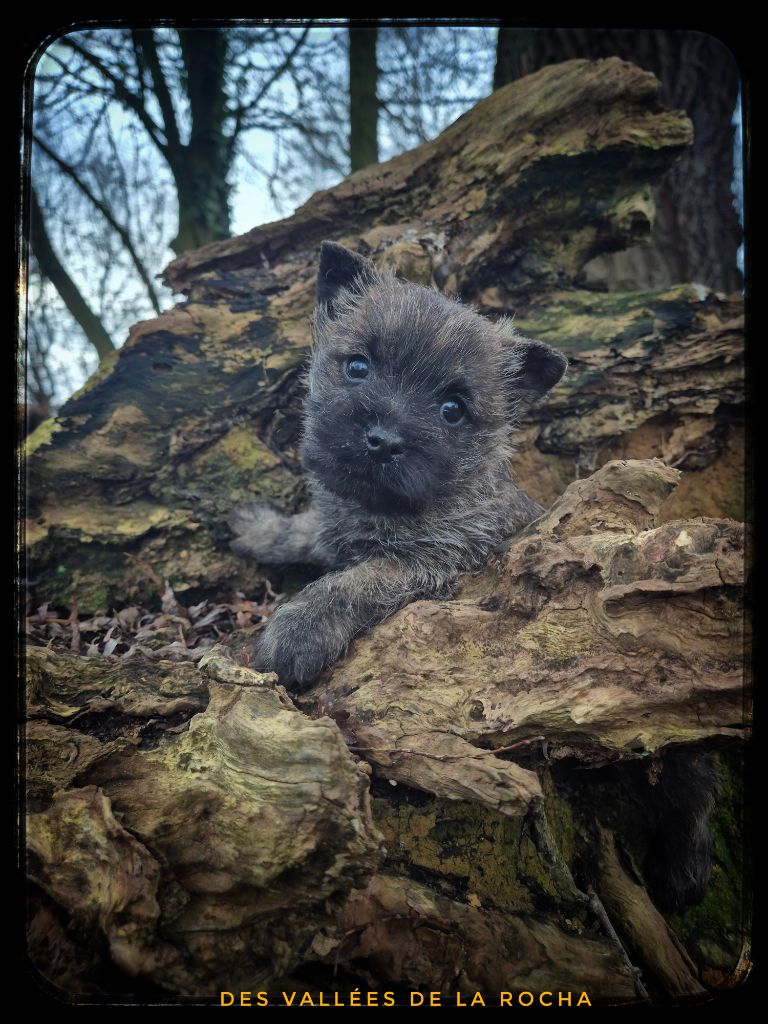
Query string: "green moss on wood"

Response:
xmin=516 ymin=285 xmax=702 ymax=354
xmin=540 ymin=770 xmax=577 ymax=868
xmin=182 ymin=424 xmax=294 ymax=504
xmin=24 ymin=417 xmax=63 ymax=457
xmin=372 ymin=768 xmax=579 ymax=917
xmin=27 ymin=519 xmax=259 ymax=615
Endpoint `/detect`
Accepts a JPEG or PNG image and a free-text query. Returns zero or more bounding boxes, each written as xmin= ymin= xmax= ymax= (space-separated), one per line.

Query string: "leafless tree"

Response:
xmin=27 ymin=25 xmax=318 ymax=411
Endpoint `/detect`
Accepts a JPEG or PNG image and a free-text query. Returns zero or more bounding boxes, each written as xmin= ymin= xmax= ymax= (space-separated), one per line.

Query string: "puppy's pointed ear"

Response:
xmin=317 ymin=241 xmax=377 ymax=314
xmin=503 ymin=338 xmax=568 ymax=417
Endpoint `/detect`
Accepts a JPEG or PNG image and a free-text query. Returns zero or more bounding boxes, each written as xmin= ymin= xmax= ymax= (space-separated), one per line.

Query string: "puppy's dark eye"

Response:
xmin=346 ymin=355 xmax=369 ymax=380
xmin=440 ymin=397 xmax=466 ymax=425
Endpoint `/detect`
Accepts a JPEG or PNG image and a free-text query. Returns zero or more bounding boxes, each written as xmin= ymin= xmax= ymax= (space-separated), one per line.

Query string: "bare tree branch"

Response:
xmin=133 ymin=30 xmax=182 ymax=155
xmin=227 ymin=24 xmax=313 ymax=159
xmin=59 ymin=37 xmax=167 ymax=155
xmin=28 ymin=185 xmax=115 ymax=361
xmin=34 ymin=134 xmax=163 ymax=315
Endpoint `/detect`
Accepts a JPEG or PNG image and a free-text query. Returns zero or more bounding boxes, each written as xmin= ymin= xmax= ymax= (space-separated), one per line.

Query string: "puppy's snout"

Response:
xmin=365 ymin=427 xmax=404 ymax=463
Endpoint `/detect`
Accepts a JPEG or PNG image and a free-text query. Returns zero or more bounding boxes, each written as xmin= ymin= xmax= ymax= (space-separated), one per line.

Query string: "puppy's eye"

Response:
xmin=346 ymin=355 xmax=369 ymax=380
xmin=440 ymin=396 xmax=466 ymax=425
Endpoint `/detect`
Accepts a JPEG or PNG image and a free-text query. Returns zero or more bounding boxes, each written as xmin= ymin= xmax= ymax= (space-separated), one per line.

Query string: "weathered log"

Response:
xmin=24 ymin=58 xmax=742 ymax=614
xmin=23 ymin=56 xmax=748 ymax=1004
xmin=25 ymin=459 xmax=748 ymax=1000
xmin=319 ymin=874 xmax=639 ymax=1000
xmin=27 ymin=649 xmax=381 ymax=995
xmin=299 ymin=460 xmax=745 ymax=807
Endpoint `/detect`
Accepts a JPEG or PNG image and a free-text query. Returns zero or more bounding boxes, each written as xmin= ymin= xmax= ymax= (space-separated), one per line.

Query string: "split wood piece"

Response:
xmin=25 ymin=648 xmax=382 ymax=995
xmin=592 ymin=824 xmax=706 ymax=998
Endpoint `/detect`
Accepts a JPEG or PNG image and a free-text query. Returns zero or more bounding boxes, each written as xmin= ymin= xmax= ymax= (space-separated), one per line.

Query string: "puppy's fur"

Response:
xmin=230 ymin=241 xmax=567 ymax=686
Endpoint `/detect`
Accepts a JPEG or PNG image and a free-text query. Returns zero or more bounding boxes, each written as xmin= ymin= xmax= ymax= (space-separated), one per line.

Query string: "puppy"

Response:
xmin=230 ymin=241 xmax=567 ymax=686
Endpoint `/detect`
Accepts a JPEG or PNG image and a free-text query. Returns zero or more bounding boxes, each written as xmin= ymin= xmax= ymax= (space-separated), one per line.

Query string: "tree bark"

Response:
xmin=349 ymin=26 xmax=380 ymax=172
xmin=171 ymin=29 xmax=231 ymax=253
xmin=25 ymin=459 xmax=747 ymax=1000
xmin=23 ymin=59 xmax=748 ymax=1003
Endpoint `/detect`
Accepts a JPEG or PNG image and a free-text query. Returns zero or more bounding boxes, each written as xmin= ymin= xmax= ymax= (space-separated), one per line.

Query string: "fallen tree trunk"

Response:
xmin=23 ymin=57 xmax=748 ymax=1004
xmin=25 ymin=460 xmax=747 ymax=1000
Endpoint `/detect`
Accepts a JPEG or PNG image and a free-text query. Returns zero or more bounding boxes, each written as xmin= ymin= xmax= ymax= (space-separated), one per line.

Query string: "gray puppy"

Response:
xmin=230 ymin=241 xmax=567 ymax=686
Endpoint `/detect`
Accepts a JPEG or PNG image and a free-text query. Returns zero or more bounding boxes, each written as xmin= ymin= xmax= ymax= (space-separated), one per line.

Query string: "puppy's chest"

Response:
xmin=314 ymin=497 xmax=507 ymax=571
xmin=316 ymin=508 xmax=425 ymax=565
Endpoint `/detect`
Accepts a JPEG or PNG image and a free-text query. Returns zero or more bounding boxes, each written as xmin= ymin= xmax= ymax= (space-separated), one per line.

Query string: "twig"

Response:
xmin=587 ymin=885 xmax=650 ymax=1001
xmin=344 ymin=735 xmax=547 ymax=762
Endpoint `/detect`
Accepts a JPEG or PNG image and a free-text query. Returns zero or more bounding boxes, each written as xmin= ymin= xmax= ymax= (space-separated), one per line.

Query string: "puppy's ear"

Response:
xmin=317 ymin=241 xmax=377 ymax=314
xmin=503 ymin=338 xmax=567 ymax=417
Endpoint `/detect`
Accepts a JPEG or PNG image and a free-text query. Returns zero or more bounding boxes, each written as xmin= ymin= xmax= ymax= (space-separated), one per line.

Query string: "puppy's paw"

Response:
xmin=229 ymin=502 xmax=287 ymax=562
xmin=254 ymin=600 xmax=348 ymax=687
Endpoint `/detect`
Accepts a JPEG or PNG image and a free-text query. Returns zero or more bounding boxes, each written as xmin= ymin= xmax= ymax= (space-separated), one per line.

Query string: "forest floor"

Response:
xmin=24 ymin=572 xmax=280 ymax=663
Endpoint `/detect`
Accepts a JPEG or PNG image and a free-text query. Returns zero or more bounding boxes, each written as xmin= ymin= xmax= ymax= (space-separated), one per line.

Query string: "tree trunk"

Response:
xmin=23 ymin=59 xmax=748 ymax=1004
xmin=349 ymin=26 xmax=379 ymax=172
xmin=491 ymin=28 xmax=742 ymax=294
xmin=170 ymin=29 xmax=231 ymax=253
xmin=494 ymin=26 xmax=525 ymax=91
xmin=28 ymin=186 xmax=115 ymax=361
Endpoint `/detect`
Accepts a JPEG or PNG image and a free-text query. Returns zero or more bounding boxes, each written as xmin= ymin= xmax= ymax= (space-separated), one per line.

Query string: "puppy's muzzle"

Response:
xmin=365 ymin=426 xmax=404 ymax=464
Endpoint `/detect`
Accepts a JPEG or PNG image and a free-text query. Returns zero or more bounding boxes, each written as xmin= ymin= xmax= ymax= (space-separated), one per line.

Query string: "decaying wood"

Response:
xmin=23 ymin=57 xmax=747 ymax=1004
xmin=592 ymin=825 xmax=705 ymax=998
xmin=25 ymin=459 xmax=747 ymax=1000
xmin=321 ymin=874 xmax=640 ymax=999
xmin=300 ymin=460 xmax=744 ymax=814
xmin=27 ymin=649 xmax=381 ymax=995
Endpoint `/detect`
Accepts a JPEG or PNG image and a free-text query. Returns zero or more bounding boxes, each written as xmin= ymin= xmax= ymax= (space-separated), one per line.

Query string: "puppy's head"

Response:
xmin=302 ymin=241 xmax=567 ymax=514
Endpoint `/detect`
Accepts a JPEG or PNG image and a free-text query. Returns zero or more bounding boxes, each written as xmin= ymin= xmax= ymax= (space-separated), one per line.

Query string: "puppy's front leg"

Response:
xmin=254 ymin=559 xmax=436 ymax=686
xmin=229 ymin=504 xmax=330 ymax=566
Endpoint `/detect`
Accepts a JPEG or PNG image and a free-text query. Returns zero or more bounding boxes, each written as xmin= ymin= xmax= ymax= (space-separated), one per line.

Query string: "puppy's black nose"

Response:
xmin=365 ymin=427 xmax=404 ymax=462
